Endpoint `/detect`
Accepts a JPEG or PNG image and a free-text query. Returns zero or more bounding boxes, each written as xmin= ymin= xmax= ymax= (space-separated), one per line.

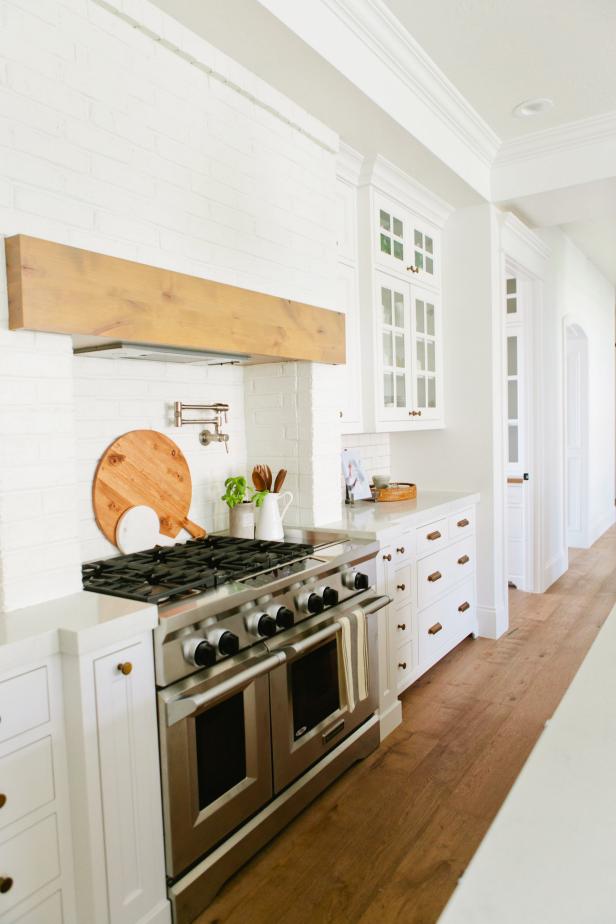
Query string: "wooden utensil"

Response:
xmin=93 ymin=430 xmax=207 ymax=546
xmin=273 ymin=468 xmax=287 ymax=493
xmin=264 ymin=464 xmax=273 ymax=491
xmin=252 ymin=468 xmax=267 ymax=492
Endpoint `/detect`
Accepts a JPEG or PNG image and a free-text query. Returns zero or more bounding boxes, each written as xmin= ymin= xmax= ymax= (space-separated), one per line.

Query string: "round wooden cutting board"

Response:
xmin=92 ymin=430 xmax=207 ymax=546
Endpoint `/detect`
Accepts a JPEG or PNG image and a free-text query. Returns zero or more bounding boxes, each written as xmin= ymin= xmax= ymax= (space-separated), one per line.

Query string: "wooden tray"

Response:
xmin=371 ymin=482 xmax=417 ymax=503
xmin=92 ymin=430 xmax=206 ymax=546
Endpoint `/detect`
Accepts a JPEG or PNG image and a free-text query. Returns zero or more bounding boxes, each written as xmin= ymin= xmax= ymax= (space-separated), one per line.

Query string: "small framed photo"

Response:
xmin=341 ymin=448 xmax=372 ymax=501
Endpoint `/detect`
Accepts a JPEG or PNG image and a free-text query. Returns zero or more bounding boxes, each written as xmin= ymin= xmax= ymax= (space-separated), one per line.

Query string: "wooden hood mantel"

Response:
xmin=5 ymin=235 xmax=345 ymax=364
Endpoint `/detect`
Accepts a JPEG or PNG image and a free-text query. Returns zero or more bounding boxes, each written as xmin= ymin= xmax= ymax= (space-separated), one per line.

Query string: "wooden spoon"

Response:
xmin=264 ymin=465 xmax=273 ymax=491
xmin=252 ymin=468 xmax=267 ymax=492
xmin=273 ymin=468 xmax=287 ymax=493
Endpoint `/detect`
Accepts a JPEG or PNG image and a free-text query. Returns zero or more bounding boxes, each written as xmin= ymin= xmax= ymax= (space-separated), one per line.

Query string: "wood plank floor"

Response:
xmin=197 ymin=527 xmax=616 ymax=924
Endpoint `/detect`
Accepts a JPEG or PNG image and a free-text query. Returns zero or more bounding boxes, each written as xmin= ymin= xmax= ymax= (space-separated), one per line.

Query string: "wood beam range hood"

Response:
xmin=5 ymin=235 xmax=345 ymax=364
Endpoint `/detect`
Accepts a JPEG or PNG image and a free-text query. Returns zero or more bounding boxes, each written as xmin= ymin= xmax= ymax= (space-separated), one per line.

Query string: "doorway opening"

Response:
xmin=564 ymin=322 xmax=589 ymax=548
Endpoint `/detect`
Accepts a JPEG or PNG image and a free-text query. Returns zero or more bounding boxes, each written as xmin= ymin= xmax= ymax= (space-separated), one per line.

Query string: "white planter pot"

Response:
xmin=228 ymin=503 xmax=255 ymax=539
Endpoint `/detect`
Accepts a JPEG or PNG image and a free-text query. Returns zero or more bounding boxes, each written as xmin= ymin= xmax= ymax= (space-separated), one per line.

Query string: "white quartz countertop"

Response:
xmin=319 ymin=490 xmax=480 ymax=538
xmin=0 ymin=591 xmax=157 ymax=671
xmin=439 ymin=604 xmax=616 ymax=924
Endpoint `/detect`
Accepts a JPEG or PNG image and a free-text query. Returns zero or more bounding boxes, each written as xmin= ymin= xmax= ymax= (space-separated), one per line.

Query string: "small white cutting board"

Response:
xmin=115 ymin=505 xmax=175 ymax=554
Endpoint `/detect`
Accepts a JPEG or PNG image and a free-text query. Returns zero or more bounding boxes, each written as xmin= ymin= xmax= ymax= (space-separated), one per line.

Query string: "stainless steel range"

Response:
xmin=83 ymin=530 xmax=389 ymax=924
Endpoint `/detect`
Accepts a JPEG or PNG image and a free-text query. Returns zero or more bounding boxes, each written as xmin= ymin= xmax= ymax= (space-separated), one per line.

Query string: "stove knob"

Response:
xmin=257 ymin=614 xmax=277 ymax=638
xmin=193 ymin=640 xmax=216 ymax=668
xmin=275 ymin=606 xmax=295 ymax=629
xmin=218 ymin=631 xmax=240 ymax=656
xmin=183 ymin=636 xmax=217 ymax=668
xmin=342 ymin=570 xmax=370 ymax=591
xmin=322 ymin=586 xmax=339 ymax=607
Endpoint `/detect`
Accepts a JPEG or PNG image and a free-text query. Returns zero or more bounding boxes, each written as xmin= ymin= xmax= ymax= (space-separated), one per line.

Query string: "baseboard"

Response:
xmin=378 ymin=699 xmax=402 ymax=741
xmin=543 ymin=551 xmax=568 ymax=591
xmin=477 ymin=602 xmax=508 ymax=639
xmin=588 ymin=508 xmax=616 ymax=547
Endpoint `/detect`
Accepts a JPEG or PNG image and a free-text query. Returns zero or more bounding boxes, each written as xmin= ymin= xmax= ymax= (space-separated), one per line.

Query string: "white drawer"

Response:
xmin=392 ymin=529 xmax=413 ymax=564
xmin=0 ymin=669 xmax=49 ymax=745
xmin=0 ymin=814 xmax=60 ymax=914
xmin=416 ymin=518 xmax=448 ymax=556
xmin=448 ymin=508 xmax=474 ymax=540
xmin=391 ymin=564 xmax=412 ymax=605
xmin=396 ymin=641 xmax=414 ymax=691
xmin=448 ymin=537 xmax=475 ymax=582
xmin=418 ymin=578 xmax=475 ymax=671
xmin=417 ymin=545 xmax=450 ymax=609
xmin=10 ymin=890 xmax=62 ymax=924
xmin=389 ymin=605 xmax=413 ymax=646
xmin=0 ymin=737 xmax=54 ymax=832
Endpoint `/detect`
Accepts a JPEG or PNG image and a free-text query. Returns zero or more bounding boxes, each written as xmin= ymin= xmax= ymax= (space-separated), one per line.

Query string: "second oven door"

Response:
xmin=159 ymin=647 xmax=277 ymax=878
xmin=266 ymin=593 xmax=384 ymax=793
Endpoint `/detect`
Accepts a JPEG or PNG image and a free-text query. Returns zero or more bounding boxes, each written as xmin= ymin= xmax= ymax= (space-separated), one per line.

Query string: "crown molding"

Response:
xmin=499 ymin=211 xmax=551 ymax=268
xmin=360 ymin=154 xmax=454 ymax=227
xmin=321 ymin=0 xmax=500 ymax=168
xmin=336 ymin=142 xmax=364 ymax=185
xmin=495 ymin=110 xmax=616 ymax=167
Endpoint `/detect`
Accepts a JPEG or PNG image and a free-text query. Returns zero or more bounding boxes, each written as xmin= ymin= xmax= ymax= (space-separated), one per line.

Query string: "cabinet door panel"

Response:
xmin=410 ymin=285 xmax=442 ymax=421
xmin=375 ymin=196 xmax=408 ymax=272
xmin=94 ymin=641 xmax=166 ymax=924
xmin=375 ymin=272 xmax=412 ymax=422
xmin=409 ymin=222 xmax=440 ymax=288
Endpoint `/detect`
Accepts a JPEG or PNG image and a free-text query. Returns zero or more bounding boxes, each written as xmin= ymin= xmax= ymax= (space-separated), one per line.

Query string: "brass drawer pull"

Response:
xmin=396 ymin=583 xmax=406 ymax=591
xmin=427 ymin=571 xmax=442 ymax=582
xmin=427 ymin=530 xmax=441 ymax=541
xmin=396 ymin=546 xmax=405 ymax=554
xmin=0 ymin=795 xmax=6 ymax=809
xmin=383 ymin=553 xmax=392 ymax=562
xmin=397 ymin=623 xmax=406 ymax=630
xmin=398 ymin=661 xmax=407 ymax=670
xmin=0 ymin=877 xmax=13 ymax=894
xmin=406 ymin=265 xmax=420 ymax=274
xmin=408 ymin=409 xmax=422 ymax=416
xmin=457 ymin=518 xmax=470 ymax=528
xmin=117 ymin=662 xmax=133 ymax=676
xmin=428 ymin=622 xmax=443 ymax=635
xmin=458 ymin=601 xmax=470 ymax=613
xmin=458 ymin=555 xmax=470 ymax=565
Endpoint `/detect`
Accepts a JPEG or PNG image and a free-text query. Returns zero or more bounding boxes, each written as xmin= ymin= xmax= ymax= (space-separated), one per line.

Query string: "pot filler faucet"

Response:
xmin=174 ymin=401 xmax=230 ymax=452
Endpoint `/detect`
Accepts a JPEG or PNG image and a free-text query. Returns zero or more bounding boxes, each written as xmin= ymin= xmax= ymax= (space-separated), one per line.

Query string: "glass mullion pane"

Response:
xmin=427 ymin=377 xmax=436 ymax=408
xmin=507 ymin=336 xmax=518 ymax=375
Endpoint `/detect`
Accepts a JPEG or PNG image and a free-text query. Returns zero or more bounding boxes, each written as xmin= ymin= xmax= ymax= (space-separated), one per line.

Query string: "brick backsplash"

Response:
xmin=341 ymin=433 xmax=391 ymax=486
xmin=0 ymin=0 xmax=339 ymax=611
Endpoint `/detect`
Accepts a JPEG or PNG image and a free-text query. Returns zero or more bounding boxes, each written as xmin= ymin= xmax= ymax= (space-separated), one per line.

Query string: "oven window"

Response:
xmin=195 ymin=692 xmax=246 ymax=809
xmin=291 ymin=639 xmax=340 ymax=740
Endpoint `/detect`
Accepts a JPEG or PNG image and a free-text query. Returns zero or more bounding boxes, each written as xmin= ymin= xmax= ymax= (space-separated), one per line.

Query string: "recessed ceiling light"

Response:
xmin=512 ymin=97 xmax=554 ymax=118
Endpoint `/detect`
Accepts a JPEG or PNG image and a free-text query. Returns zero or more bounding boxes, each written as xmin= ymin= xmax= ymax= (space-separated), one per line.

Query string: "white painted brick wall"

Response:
xmin=0 ymin=0 xmax=340 ymax=611
xmin=341 ymin=433 xmax=391 ymax=483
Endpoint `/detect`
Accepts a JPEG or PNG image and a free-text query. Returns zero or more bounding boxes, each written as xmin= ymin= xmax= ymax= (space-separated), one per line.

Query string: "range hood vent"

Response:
xmin=73 ymin=342 xmax=248 ymax=365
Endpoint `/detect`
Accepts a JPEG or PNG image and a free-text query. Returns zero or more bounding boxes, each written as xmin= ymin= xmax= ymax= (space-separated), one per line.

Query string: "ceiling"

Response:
xmin=384 ymin=0 xmax=616 ymax=140
xmin=562 ymin=217 xmax=616 ymax=285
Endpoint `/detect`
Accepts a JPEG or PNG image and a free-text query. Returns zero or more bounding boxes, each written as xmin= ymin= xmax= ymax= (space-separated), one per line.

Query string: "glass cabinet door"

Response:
xmin=375 ymin=197 xmax=407 ymax=271
xmin=409 ymin=223 xmax=439 ymax=286
xmin=411 ymin=286 xmax=440 ymax=419
xmin=376 ymin=273 xmax=411 ymax=419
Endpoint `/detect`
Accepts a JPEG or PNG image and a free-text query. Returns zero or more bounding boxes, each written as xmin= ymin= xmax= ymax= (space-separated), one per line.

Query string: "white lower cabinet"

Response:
xmin=63 ymin=632 xmax=170 ymax=924
xmin=376 ymin=501 xmax=479 ymax=731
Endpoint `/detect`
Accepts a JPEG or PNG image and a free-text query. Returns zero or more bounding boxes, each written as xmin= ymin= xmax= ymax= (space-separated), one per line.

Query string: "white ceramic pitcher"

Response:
xmin=255 ymin=491 xmax=293 ymax=542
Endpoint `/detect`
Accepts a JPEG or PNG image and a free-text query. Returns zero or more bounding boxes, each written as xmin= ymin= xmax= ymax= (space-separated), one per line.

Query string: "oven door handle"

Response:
xmin=166 ymin=651 xmax=286 ymax=726
xmin=281 ymin=595 xmax=390 ymax=662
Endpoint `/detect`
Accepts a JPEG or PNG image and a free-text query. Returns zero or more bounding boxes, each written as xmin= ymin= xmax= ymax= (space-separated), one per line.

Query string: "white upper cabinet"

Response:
xmin=358 ymin=156 xmax=451 ymax=432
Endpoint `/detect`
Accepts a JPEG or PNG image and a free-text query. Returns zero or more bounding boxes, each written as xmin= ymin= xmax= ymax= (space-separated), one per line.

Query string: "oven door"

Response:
xmin=158 ymin=645 xmax=283 ymax=878
xmin=265 ymin=593 xmax=389 ymax=793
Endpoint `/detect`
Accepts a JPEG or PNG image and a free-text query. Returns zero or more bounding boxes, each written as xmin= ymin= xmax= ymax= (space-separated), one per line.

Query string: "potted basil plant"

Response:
xmin=221 ymin=476 xmax=268 ymax=539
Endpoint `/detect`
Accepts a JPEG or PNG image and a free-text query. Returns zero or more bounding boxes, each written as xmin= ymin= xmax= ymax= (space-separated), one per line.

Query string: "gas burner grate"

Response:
xmin=82 ymin=535 xmax=315 ymax=604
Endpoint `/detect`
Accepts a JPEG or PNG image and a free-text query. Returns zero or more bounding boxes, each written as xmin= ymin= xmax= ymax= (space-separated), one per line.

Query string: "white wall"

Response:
xmin=390 ymin=204 xmax=508 ymax=638
xmin=0 ymin=0 xmax=339 ymax=611
xmin=539 ymin=228 xmax=615 ymax=582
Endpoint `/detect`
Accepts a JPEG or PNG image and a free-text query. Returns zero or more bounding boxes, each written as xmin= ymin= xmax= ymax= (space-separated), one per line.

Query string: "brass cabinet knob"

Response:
xmin=117 ymin=662 xmax=133 ymax=676
xmin=457 ymin=518 xmax=470 ymax=528
xmin=396 ymin=547 xmax=405 ymax=554
xmin=0 ymin=795 xmax=6 ymax=809
xmin=458 ymin=601 xmax=470 ymax=613
xmin=396 ymin=583 xmax=406 ymax=591
xmin=427 ymin=571 xmax=442 ymax=583
xmin=397 ymin=623 xmax=406 ymax=630
xmin=428 ymin=622 xmax=443 ymax=635
xmin=409 ymin=410 xmax=421 ymax=416
xmin=458 ymin=555 xmax=470 ymax=565
xmin=398 ymin=661 xmax=407 ymax=670
xmin=427 ymin=530 xmax=441 ymax=541
xmin=338 ymin=411 xmax=343 ymax=418
xmin=383 ymin=553 xmax=392 ymax=562
xmin=405 ymin=265 xmax=420 ymax=274
xmin=0 ymin=877 xmax=13 ymax=894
